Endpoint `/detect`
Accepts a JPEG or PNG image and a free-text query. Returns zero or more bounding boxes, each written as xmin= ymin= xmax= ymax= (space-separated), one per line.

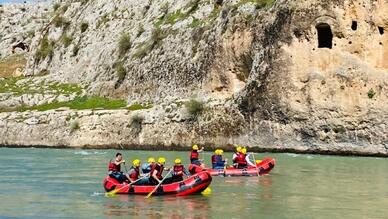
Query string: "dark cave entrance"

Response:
xmin=316 ymin=23 xmax=333 ymax=49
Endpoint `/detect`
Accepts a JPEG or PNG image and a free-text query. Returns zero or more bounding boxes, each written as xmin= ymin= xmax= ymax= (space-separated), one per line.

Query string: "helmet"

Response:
xmin=236 ymin=146 xmax=242 ymax=152
xmin=219 ymin=149 xmax=224 ymax=154
xmin=158 ymin=157 xmax=166 ymax=164
xmin=132 ymin=159 xmax=141 ymax=167
xmin=255 ymin=159 xmax=262 ymax=164
xmin=241 ymin=148 xmax=247 ymax=154
xmin=148 ymin=157 xmax=155 ymax=163
xmin=174 ymin=158 xmax=181 ymax=164
xmin=192 ymin=145 xmax=199 ymax=150
xmin=214 ymin=149 xmax=219 ymax=155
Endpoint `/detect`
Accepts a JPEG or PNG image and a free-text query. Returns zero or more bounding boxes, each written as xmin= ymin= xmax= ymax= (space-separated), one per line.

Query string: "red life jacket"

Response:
xmin=108 ymin=161 xmax=120 ymax=172
xmin=128 ymin=167 xmax=139 ymax=180
xmin=151 ymin=163 xmax=164 ymax=179
xmin=211 ymin=155 xmax=216 ymax=164
xmin=190 ymin=150 xmax=199 ymax=160
xmin=173 ymin=165 xmax=184 ymax=177
xmin=235 ymin=153 xmax=247 ymax=165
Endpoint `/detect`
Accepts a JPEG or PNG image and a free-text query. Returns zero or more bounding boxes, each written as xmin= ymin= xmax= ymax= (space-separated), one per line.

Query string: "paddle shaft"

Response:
xmin=106 ymin=173 xmax=149 ymax=196
xmin=146 ymin=169 xmax=172 ymax=198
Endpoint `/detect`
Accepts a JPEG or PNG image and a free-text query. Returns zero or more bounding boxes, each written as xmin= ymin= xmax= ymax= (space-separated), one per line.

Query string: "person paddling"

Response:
xmin=126 ymin=159 xmax=149 ymax=185
xmin=213 ymin=149 xmax=227 ymax=169
xmin=141 ymin=157 xmax=155 ymax=174
xmin=108 ymin=153 xmax=129 ymax=183
xmin=235 ymin=148 xmax=255 ymax=169
xmin=232 ymin=146 xmax=242 ymax=167
xmin=165 ymin=158 xmax=189 ymax=184
xmin=150 ymin=157 xmax=170 ymax=185
xmin=190 ymin=144 xmax=205 ymax=168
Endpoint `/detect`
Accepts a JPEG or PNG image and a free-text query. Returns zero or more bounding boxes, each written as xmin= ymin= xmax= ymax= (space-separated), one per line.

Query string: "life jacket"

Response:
xmin=232 ymin=152 xmax=239 ymax=163
xmin=173 ymin=164 xmax=184 ymax=177
xmin=215 ymin=155 xmax=225 ymax=167
xmin=128 ymin=167 xmax=140 ymax=181
xmin=190 ymin=150 xmax=199 ymax=162
xmin=108 ymin=161 xmax=120 ymax=172
xmin=235 ymin=153 xmax=247 ymax=165
xmin=151 ymin=163 xmax=164 ymax=180
xmin=211 ymin=155 xmax=217 ymax=164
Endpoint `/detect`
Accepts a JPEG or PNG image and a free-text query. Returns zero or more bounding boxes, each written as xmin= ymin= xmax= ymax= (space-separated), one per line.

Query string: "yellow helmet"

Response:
xmin=148 ymin=157 xmax=155 ymax=163
xmin=241 ymin=148 xmax=247 ymax=154
xmin=158 ymin=157 xmax=166 ymax=164
xmin=192 ymin=144 xmax=199 ymax=150
xmin=236 ymin=146 xmax=242 ymax=152
xmin=219 ymin=149 xmax=224 ymax=154
xmin=255 ymin=159 xmax=262 ymax=164
xmin=132 ymin=159 xmax=141 ymax=167
xmin=174 ymin=158 xmax=181 ymax=164
xmin=214 ymin=149 xmax=219 ymax=154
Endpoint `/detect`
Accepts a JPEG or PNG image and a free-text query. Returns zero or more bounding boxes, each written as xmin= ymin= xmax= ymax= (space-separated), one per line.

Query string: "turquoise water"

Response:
xmin=0 ymin=148 xmax=388 ymax=218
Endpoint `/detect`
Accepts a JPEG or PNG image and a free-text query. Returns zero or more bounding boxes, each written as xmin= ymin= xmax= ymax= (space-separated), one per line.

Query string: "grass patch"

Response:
xmin=72 ymin=44 xmax=80 ymax=57
xmin=236 ymin=0 xmax=276 ymax=9
xmin=190 ymin=17 xmax=203 ymax=28
xmin=53 ymin=3 xmax=60 ymax=11
xmin=155 ymin=0 xmax=200 ymax=27
xmin=9 ymin=96 xmax=127 ymax=112
xmin=0 ymin=54 xmax=26 ymax=78
xmin=185 ymin=99 xmax=204 ymax=116
xmin=0 ymin=77 xmax=82 ymax=96
xmin=127 ymin=103 xmax=153 ymax=111
xmin=118 ymin=33 xmax=131 ymax=58
xmin=53 ymin=16 xmax=70 ymax=29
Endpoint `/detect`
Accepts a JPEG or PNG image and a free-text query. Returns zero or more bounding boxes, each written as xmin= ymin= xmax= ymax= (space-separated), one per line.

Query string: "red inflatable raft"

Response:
xmin=203 ymin=157 xmax=276 ymax=177
xmin=103 ymin=171 xmax=212 ymax=196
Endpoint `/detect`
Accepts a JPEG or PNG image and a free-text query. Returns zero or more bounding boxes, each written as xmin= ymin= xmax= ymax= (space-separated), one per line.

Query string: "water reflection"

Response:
xmin=104 ymin=195 xmax=210 ymax=218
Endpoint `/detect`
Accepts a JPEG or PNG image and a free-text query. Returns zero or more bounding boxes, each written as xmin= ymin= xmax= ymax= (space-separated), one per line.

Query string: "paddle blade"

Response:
xmin=105 ymin=189 xmax=119 ymax=197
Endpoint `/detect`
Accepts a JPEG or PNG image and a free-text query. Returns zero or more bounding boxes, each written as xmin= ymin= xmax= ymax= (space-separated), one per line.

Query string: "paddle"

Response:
xmin=251 ymin=153 xmax=260 ymax=177
xmin=146 ymin=169 xmax=173 ymax=199
xmin=106 ymin=173 xmax=149 ymax=197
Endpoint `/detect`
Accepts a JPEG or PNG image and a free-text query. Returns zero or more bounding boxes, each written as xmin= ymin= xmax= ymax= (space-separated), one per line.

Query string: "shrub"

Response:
xmin=53 ymin=3 xmax=60 ymax=11
xmin=72 ymin=45 xmax=80 ymax=57
xmin=35 ymin=35 xmax=54 ymax=62
xmin=185 ymin=99 xmax=204 ymax=116
xmin=70 ymin=120 xmax=80 ymax=132
xmin=53 ymin=16 xmax=65 ymax=27
xmin=115 ymin=62 xmax=126 ymax=81
xmin=118 ymin=33 xmax=131 ymax=57
xmin=80 ymin=22 xmax=89 ymax=33
xmin=61 ymin=34 xmax=72 ymax=47
xmin=367 ymin=89 xmax=376 ymax=99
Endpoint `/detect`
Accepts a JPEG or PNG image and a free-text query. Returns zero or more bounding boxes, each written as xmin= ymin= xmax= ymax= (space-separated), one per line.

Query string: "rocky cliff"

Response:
xmin=0 ymin=0 xmax=387 ymax=156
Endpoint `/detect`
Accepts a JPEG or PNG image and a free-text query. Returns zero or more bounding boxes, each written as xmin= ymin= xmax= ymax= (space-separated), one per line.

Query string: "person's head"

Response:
xmin=192 ymin=144 xmax=199 ymax=150
xmin=174 ymin=158 xmax=181 ymax=165
xmin=236 ymin=146 xmax=242 ymax=153
xmin=147 ymin=157 xmax=155 ymax=164
xmin=214 ymin=149 xmax=219 ymax=155
xmin=241 ymin=148 xmax=247 ymax=155
xmin=115 ymin=153 xmax=122 ymax=161
xmin=132 ymin=159 xmax=141 ymax=167
xmin=158 ymin=157 xmax=166 ymax=165
xmin=219 ymin=149 xmax=224 ymax=155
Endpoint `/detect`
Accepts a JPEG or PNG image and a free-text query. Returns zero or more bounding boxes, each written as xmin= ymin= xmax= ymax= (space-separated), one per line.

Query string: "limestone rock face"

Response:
xmin=0 ymin=0 xmax=387 ymax=155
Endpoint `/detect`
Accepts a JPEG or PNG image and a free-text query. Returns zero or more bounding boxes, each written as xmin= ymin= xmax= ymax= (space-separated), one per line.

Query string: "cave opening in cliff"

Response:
xmin=351 ymin=21 xmax=357 ymax=31
xmin=316 ymin=23 xmax=333 ymax=49
xmin=378 ymin=26 xmax=384 ymax=35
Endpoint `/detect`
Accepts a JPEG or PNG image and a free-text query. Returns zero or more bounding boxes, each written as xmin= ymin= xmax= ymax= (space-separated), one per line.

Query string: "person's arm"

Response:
xmin=198 ymin=147 xmax=205 ymax=153
xmin=246 ymin=154 xmax=255 ymax=166
xmin=232 ymin=154 xmax=237 ymax=161
xmin=152 ymin=170 xmax=161 ymax=183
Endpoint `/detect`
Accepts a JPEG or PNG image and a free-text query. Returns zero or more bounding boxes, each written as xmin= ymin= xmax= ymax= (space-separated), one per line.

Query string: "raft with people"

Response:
xmin=203 ymin=157 xmax=276 ymax=177
xmin=103 ymin=171 xmax=212 ymax=196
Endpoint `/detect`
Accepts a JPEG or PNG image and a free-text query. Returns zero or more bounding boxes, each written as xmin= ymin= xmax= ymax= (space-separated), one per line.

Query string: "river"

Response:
xmin=0 ymin=148 xmax=387 ymax=218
